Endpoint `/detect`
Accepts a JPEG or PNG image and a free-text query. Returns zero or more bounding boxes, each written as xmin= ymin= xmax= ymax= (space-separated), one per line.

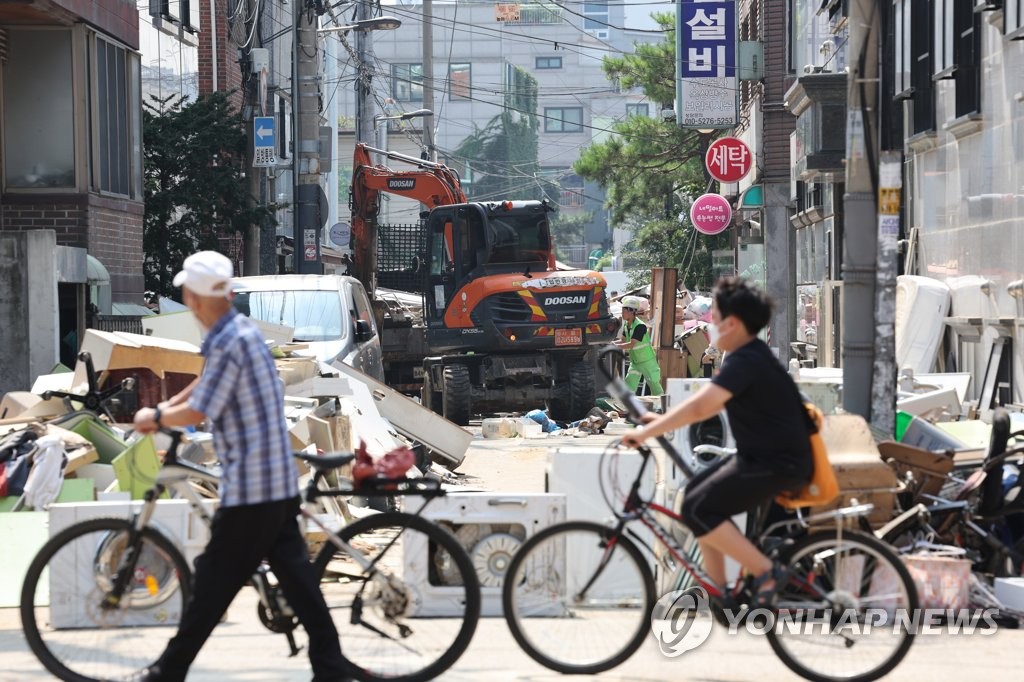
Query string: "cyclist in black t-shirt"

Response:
xmin=622 ymin=277 xmax=813 ymax=605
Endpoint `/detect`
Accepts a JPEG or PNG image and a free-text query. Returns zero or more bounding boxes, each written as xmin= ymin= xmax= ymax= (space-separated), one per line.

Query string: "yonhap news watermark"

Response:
xmin=652 ymin=588 xmax=999 ymax=657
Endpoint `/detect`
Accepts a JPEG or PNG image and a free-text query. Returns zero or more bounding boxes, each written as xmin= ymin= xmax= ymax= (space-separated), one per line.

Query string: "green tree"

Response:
xmin=550 ymin=210 xmax=592 ymax=263
xmin=453 ymin=66 xmax=543 ymax=202
xmin=575 ymin=13 xmax=728 ymax=289
xmin=143 ymin=92 xmax=275 ymax=297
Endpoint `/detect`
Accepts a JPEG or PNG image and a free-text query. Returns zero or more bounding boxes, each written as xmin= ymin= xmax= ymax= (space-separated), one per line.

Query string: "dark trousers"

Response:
xmin=681 ymin=456 xmax=804 ymax=537
xmin=153 ymin=497 xmax=347 ymax=681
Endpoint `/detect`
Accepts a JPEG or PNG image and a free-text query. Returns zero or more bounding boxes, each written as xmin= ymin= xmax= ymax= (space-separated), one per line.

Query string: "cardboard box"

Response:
xmin=275 ymin=357 xmax=319 ymax=386
xmin=812 ymin=415 xmax=901 ymax=527
xmin=74 ymin=329 xmax=203 ymax=389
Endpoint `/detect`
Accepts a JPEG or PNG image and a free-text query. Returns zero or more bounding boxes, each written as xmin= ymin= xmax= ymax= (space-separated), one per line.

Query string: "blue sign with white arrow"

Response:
xmin=253 ymin=116 xmax=276 ymax=167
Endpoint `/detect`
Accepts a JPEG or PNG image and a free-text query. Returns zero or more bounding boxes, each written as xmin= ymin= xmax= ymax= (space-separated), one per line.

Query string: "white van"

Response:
xmin=232 ymin=275 xmax=385 ymax=381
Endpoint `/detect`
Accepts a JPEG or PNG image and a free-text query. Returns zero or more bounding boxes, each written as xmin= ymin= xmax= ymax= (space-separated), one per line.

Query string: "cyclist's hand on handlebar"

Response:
xmin=133 ymin=407 xmax=160 ymax=435
xmin=619 ymin=414 xmax=658 ymax=450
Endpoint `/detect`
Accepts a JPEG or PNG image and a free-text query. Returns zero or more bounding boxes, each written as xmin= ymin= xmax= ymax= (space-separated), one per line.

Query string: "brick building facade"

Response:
xmin=1 ymin=0 xmax=146 ymax=305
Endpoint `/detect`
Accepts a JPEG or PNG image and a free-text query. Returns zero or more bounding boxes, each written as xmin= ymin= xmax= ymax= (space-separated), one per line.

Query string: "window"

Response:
xmin=392 ymin=64 xmax=423 ymax=102
xmin=3 ymin=29 xmax=77 ymax=189
xmin=583 ymin=0 xmax=609 ymax=38
xmin=559 ymin=173 xmax=585 ymax=208
xmin=893 ymin=0 xmax=911 ymax=96
xmin=448 ymin=63 xmax=470 ymax=101
xmin=536 ymin=56 xmax=563 ymax=69
xmin=94 ymin=37 xmax=140 ymax=196
xmin=149 ymin=0 xmax=201 ymax=33
xmin=1006 ymin=0 xmax=1023 ymax=37
xmin=625 ymin=103 xmax=649 ymax=118
xmin=933 ymin=0 xmax=954 ymax=77
xmin=953 ymin=2 xmax=981 ymax=117
xmin=235 ymin=290 xmax=344 ymax=342
xmin=544 ymin=107 xmax=583 ymax=133
xmin=892 ymin=0 xmax=935 ymax=134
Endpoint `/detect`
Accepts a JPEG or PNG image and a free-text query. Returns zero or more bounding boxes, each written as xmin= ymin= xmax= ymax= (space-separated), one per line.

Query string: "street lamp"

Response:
xmin=317 ymin=16 xmax=402 ymax=34
xmin=373 ymin=109 xmax=434 ymax=159
xmin=293 ymin=14 xmax=402 ymax=274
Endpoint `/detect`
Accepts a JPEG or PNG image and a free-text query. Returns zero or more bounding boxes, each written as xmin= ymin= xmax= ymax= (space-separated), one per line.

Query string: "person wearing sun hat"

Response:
xmin=132 ymin=250 xmax=350 ymax=681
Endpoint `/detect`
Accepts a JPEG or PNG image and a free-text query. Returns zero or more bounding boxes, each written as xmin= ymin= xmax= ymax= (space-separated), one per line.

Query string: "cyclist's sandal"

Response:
xmin=750 ymin=563 xmax=790 ymax=608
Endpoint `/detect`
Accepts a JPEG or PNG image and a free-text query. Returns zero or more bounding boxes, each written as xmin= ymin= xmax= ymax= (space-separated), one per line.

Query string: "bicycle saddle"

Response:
xmin=293 ymin=451 xmax=356 ymax=471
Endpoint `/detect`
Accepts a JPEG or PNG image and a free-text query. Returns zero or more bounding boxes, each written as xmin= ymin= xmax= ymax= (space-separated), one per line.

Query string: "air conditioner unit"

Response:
xmin=46 ymin=499 xmax=217 ymax=628
xmin=547 ymin=447 xmax=659 ymax=601
xmin=407 ymin=492 xmax=566 ymax=617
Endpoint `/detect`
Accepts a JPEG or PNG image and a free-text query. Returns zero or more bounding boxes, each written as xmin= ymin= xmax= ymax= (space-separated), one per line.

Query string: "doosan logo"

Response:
xmin=388 ymin=178 xmax=416 ymax=190
xmin=544 ymin=295 xmax=587 ymax=306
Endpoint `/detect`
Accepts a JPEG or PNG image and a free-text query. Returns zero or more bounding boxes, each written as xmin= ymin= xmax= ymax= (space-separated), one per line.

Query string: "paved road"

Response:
xmin=3 ymin=424 xmax=1023 ymax=680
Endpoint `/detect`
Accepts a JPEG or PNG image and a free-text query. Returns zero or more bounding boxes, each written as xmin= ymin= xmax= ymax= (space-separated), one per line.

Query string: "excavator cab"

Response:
xmin=424 ymin=201 xmax=553 ymax=325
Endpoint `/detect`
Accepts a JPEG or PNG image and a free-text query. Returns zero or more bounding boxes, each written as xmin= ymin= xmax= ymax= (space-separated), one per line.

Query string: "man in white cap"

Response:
xmin=134 ymin=251 xmax=350 ymax=681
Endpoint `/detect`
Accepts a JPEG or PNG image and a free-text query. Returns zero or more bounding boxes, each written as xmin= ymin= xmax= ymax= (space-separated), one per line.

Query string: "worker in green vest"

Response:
xmin=615 ymin=295 xmax=664 ymax=396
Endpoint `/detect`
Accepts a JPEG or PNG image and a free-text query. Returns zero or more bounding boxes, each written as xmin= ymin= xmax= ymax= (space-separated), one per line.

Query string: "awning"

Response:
xmin=738 ymin=184 xmax=763 ymax=210
xmin=87 ymin=255 xmax=110 ymax=284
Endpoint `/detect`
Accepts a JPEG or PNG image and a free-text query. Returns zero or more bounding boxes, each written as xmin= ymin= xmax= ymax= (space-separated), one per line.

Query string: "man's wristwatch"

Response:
xmin=153 ymin=407 xmax=163 ymax=428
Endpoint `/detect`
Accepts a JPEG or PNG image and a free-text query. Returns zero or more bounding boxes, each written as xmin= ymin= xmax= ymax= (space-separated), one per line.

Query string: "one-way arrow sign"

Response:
xmin=253 ymin=116 xmax=276 ymax=167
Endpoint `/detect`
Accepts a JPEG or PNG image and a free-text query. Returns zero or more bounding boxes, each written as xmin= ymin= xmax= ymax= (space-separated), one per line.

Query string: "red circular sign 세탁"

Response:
xmin=304 ymin=245 xmax=318 ymax=261
xmin=689 ymin=193 xmax=733 ymax=236
xmin=704 ymin=137 xmax=753 ymax=183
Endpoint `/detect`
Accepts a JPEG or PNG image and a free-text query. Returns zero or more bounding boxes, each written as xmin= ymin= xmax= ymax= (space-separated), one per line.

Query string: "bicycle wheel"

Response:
xmin=20 ymin=517 xmax=191 ymax=682
xmin=766 ymin=529 xmax=918 ymax=682
xmin=313 ymin=511 xmax=480 ymax=682
xmin=502 ymin=520 xmax=655 ymax=674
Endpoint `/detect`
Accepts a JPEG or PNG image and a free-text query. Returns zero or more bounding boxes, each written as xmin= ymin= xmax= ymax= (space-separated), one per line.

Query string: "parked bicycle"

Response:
xmin=501 ymin=349 xmax=919 ymax=682
xmin=20 ymin=430 xmax=481 ymax=682
xmin=880 ymin=408 xmax=1024 ymax=578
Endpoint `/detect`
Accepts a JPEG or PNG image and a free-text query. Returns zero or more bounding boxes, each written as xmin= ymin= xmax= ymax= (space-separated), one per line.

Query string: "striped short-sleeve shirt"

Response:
xmin=189 ymin=308 xmax=297 ymax=507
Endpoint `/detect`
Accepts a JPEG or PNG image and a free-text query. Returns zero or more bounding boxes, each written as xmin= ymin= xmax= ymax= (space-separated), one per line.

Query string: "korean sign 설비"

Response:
xmin=676 ymin=0 xmax=738 ymax=129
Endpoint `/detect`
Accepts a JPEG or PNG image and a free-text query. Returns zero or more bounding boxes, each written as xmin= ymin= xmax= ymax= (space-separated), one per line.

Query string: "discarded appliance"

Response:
xmin=664 ymin=378 xmax=735 ymax=483
xmin=895 ymin=275 xmax=951 ymax=373
xmin=45 ymin=498 xmax=217 ymax=628
xmin=407 ymin=492 xmax=566 ymax=617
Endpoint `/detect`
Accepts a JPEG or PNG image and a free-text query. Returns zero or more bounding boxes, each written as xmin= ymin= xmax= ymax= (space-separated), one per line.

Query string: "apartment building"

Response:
xmin=334 ymin=0 xmax=659 ymax=260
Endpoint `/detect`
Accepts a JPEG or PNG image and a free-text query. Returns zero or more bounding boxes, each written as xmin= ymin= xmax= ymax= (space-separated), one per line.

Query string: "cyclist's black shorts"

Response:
xmin=680 ymin=456 xmax=805 ymax=537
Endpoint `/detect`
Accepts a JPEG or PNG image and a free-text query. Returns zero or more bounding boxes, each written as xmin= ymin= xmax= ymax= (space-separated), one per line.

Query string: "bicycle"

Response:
xmin=880 ymin=408 xmax=1024 ymax=578
xmin=20 ymin=430 xmax=481 ymax=682
xmin=501 ymin=349 xmax=919 ymax=682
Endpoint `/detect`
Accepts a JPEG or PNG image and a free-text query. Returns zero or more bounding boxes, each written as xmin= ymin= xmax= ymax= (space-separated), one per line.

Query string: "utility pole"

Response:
xmin=872 ymin=152 xmax=902 ymax=435
xmin=293 ymin=0 xmax=323 ymax=274
xmin=422 ymin=0 xmax=436 ymax=161
xmin=355 ymin=0 xmax=376 ymax=146
xmin=245 ymin=0 xmax=263 ymax=276
xmin=841 ymin=0 xmax=880 ymax=420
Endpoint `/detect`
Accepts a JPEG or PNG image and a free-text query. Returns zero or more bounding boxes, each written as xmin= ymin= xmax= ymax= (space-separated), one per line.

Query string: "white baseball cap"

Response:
xmin=172 ymin=251 xmax=234 ymax=297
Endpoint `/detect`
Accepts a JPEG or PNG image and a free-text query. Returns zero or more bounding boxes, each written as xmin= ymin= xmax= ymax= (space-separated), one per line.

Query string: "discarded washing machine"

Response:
xmin=664 ymin=378 xmax=735 ymax=487
xmin=46 ymin=499 xmax=217 ymax=628
xmin=408 ymin=492 xmax=566 ymax=617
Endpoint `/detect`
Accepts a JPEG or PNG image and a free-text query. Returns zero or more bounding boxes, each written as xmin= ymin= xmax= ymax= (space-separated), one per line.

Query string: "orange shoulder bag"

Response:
xmin=775 ymin=401 xmax=840 ymax=510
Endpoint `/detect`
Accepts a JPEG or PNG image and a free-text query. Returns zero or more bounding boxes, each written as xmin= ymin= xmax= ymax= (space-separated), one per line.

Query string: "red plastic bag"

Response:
xmin=376 ymin=444 xmax=415 ymax=478
xmin=351 ymin=440 xmax=416 ymax=488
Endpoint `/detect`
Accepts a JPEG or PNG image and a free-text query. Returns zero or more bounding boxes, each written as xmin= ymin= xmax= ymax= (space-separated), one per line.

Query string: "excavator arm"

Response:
xmin=349 ymin=143 xmax=466 ymax=293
